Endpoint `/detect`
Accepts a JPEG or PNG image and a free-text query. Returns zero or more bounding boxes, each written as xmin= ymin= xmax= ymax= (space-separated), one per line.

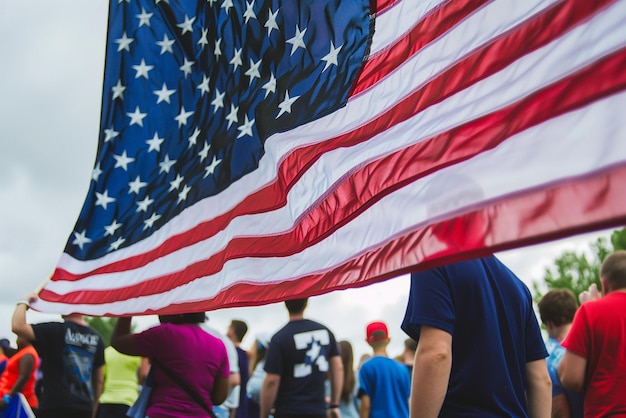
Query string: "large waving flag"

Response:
xmin=33 ymin=0 xmax=626 ymax=315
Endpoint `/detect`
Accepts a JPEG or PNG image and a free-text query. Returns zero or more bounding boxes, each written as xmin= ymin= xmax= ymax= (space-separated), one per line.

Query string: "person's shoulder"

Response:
xmin=599 ymin=291 xmax=626 ymax=304
xmin=302 ymin=318 xmax=334 ymax=331
xmin=270 ymin=322 xmax=298 ymax=344
xmin=575 ymin=294 xmax=616 ymax=317
xmin=290 ymin=319 xmax=335 ymax=337
xmin=33 ymin=321 xmax=63 ymax=329
xmin=32 ymin=320 xmax=64 ymax=337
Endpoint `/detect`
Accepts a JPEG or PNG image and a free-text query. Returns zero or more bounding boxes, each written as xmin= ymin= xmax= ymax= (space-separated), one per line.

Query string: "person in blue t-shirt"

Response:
xmin=538 ymin=289 xmax=584 ymax=418
xmin=358 ymin=321 xmax=410 ymax=417
xmin=261 ymin=298 xmax=342 ymax=418
xmin=402 ymin=256 xmax=552 ymax=417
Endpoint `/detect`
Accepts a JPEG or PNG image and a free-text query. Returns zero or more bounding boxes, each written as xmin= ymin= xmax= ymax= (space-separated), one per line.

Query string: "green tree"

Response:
xmin=532 ymin=228 xmax=626 ymax=303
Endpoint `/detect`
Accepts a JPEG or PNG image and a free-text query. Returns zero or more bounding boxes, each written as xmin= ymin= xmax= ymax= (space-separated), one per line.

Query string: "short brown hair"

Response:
xmin=404 ymin=338 xmax=417 ymax=352
xmin=601 ymin=250 xmax=626 ymax=291
xmin=229 ymin=319 xmax=248 ymax=342
xmin=285 ymin=298 xmax=308 ymax=314
xmin=538 ymin=289 xmax=578 ymax=326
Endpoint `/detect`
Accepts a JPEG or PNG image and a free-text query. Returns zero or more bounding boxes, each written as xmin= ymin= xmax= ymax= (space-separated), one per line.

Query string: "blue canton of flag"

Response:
xmin=69 ymin=0 xmax=371 ymax=260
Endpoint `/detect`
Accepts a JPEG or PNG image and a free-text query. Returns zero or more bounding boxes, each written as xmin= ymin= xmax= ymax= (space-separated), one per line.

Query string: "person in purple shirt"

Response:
xmin=112 ymin=312 xmax=230 ymax=418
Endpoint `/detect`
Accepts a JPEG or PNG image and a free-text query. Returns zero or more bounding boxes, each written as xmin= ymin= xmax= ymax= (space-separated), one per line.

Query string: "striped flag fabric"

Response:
xmin=33 ymin=0 xmax=626 ymax=315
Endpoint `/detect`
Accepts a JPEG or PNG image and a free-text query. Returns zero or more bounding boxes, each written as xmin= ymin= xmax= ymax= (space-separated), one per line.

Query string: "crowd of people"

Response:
xmin=0 ymin=250 xmax=625 ymax=417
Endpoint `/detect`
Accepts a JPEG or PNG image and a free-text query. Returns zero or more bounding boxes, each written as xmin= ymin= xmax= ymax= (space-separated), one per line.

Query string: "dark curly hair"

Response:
xmin=158 ymin=312 xmax=206 ymax=324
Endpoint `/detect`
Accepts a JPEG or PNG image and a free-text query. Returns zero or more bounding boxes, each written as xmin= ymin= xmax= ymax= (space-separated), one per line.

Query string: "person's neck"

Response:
xmin=372 ymin=347 xmax=388 ymax=357
xmin=289 ymin=312 xmax=305 ymax=321
xmin=64 ymin=314 xmax=87 ymax=326
xmin=553 ymin=324 xmax=572 ymax=341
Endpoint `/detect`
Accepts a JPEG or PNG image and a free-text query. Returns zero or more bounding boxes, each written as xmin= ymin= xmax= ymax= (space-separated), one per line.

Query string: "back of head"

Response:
xmin=159 ymin=312 xmax=206 ymax=324
xmin=600 ymin=250 xmax=626 ymax=292
xmin=285 ymin=298 xmax=308 ymax=314
xmin=0 ymin=338 xmax=11 ymax=355
xmin=62 ymin=313 xmax=86 ymax=324
xmin=229 ymin=319 xmax=248 ymax=342
xmin=404 ymin=337 xmax=417 ymax=353
xmin=538 ymin=288 xmax=578 ymax=326
xmin=366 ymin=321 xmax=389 ymax=349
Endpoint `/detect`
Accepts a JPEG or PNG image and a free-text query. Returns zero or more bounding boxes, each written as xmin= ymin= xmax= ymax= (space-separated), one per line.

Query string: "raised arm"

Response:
xmin=91 ymin=364 xmax=104 ymax=418
xmin=260 ymin=372 xmax=280 ymax=418
xmin=328 ymin=354 xmax=344 ymax=418
xmin=11 ymin=294 xmax=38 ymax=342
xmin=110 ymin=317 xmax=141 ymax=356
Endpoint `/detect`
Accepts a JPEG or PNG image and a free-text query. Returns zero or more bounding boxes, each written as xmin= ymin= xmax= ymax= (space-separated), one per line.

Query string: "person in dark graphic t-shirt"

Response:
xmin=12 ymin=293 xmax=105 ymax=418
xmin=261 ymin=298 xmax=343 ymax=418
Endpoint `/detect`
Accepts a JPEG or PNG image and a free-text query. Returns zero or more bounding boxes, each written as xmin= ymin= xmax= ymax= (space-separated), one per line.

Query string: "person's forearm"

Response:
xmin=260 ymin=379 xmax=278 ymax=418
xmin=92 ymin=367 xmax=104 ymax=418
xmin=330 ymin=356 xmax=343 ymax=405
xmin=551 ymin=393 xmax=571 ymax=418
xmin=11 ymin=304 xmax=27 ymax=332
xmin=111 ymin=317 xmax=132 ymax=340
xmin=110 ymin=317 xmax=136 ymax=355
xmin=526 ymin=359 xmax=552 ymax=418
xmin=330 ymin=373 xmax=342 ymax=405
xmin=526 ymin=385 xmax=551 ymax=418
xmin=410 ymin=351 xmax=451 ymax=418
xmin=9 ymin=376 xmax=29 ymax=396
xmin=359 ymin=395 xmax=371 ymax=418
xmin=11 ymin=301 xmax=35 ymax=341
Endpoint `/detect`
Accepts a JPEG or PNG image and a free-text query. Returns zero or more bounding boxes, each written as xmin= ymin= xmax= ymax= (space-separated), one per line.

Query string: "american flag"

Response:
xmin=34 ymin=0 xmax=626 ymax=315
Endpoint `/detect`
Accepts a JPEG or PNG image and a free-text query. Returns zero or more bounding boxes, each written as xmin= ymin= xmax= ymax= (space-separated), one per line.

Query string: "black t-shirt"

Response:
xmin=264 ymin=319 xmax=339 ymax=415
xmin=32 ymin=321 xmax=105 ymax=413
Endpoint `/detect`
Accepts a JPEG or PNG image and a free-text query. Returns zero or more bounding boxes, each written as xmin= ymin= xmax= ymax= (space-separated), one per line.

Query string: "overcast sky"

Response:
xmin=0 ymin=1 xmax=614 ymax=360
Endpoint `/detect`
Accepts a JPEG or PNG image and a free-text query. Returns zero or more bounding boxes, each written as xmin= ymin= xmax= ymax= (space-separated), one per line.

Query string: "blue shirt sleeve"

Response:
xmin=402 ymin=266 xmax=455 ymax=339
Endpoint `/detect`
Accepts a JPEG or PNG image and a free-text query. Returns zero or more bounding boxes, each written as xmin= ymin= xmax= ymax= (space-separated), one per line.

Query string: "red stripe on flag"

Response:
xmin=48 ymin=0 xmax=616 ymax=283
xmin=72 ymin=163 xmax=626 ymax=315
xmin=350 ymin=0 xmax=489 ymax=97
xmin=41 ymin=46 xmax=626 ymax=305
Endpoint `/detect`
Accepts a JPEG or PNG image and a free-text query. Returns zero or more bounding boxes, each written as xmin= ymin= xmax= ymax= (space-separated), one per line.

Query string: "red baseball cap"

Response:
xmin=366 ymin=321 xmax=389 ymax=342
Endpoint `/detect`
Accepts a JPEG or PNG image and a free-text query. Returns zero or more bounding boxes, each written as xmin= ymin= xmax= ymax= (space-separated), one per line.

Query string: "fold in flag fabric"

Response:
xmin=33 ymin=0 xmax=626 ymax=315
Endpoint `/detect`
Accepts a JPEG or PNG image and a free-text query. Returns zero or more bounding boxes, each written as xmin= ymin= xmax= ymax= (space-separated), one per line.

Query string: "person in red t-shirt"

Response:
xmin=559 ymin=250 xmax=626 ymax=417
